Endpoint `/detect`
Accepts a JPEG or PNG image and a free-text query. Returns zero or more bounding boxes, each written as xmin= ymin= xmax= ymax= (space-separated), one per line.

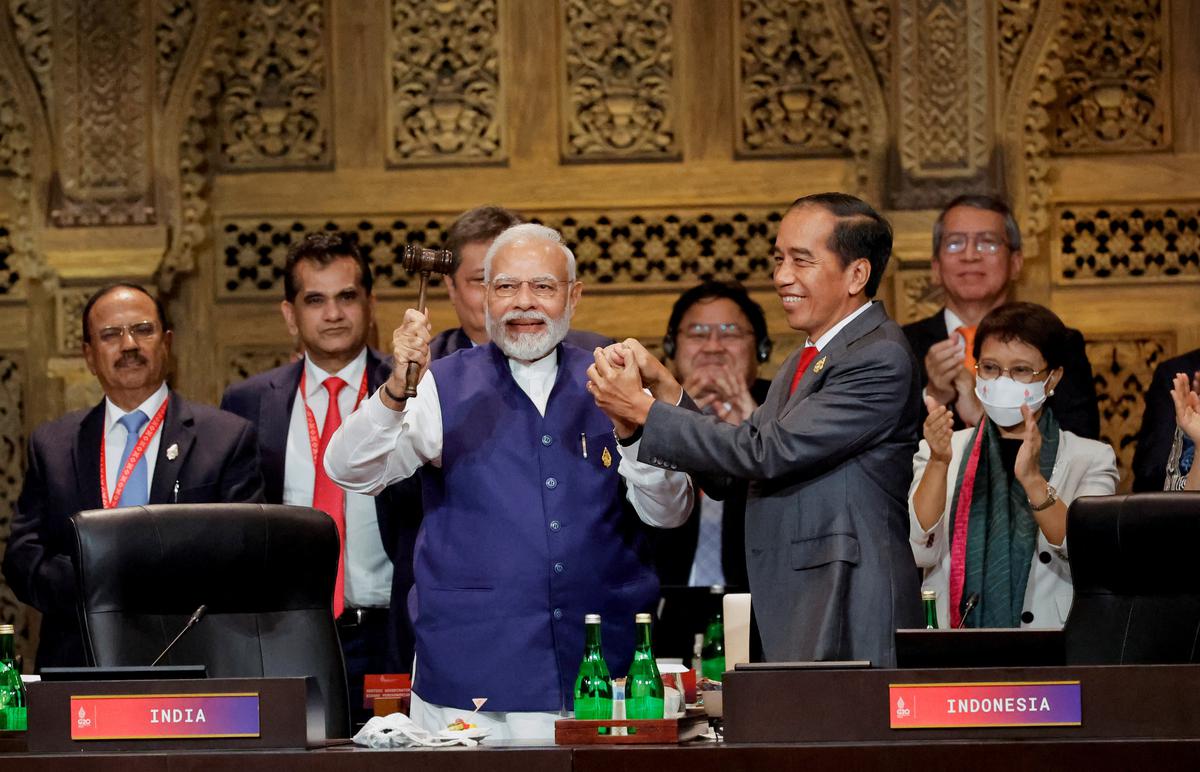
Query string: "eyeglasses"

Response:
xmin=488 ymin=279 xmax=572 ymax=298
xmin=975 ymin=360 xmax=1048 ymax=384
xmin=942 ymin=232 xmax=1008 ymax=255
xmin=95 ymin=321 xmax=160 ymax=345
xmin=680 ymin=323 xmax=752 ymax=343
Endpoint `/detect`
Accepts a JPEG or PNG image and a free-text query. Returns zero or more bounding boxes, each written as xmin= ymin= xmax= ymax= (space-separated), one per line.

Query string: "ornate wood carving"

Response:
xmin=848 ymin=0 xmax=892 ymax=95
xmin=1050 ymin=0 xmax=1169 ymax=154
xmin=49 ymin=0 xmax=156 ymax=227
xmin=216 ymin=0 xmax=331 ymax=170
xmin=1055 ymin=202 xmax=1200 ymax=284
xmin=1087 ymin=333 xmax=1174 ymax=491
xmin=54 ymin=286 xmax=89 ymax=354
xmin=155 ymin=0 xmax=195 ymax=104
xmin=0 ymin=72 xmax=36 ymax=296
xmin=225 ymin=344 xmax=294 ymax=390
xmin=561 ymin=0 xmax=677 ymax=160
xmin=388 ymin=0 xmax=503 ymax=165
xmin=998 ymin=0 xmax=1040 ymax=90
xmin=217 ymin=208 xmax=783 ymax=298
xmin=893 ymin=270 xmax=942 ymax=326
xmin=734 ymin=0 xmax=862 ymax=159
xmin=0 ymin=353 xmax=27 ymax=654
xmin=8 ymin=0 xmax=51 ymax=112
xmin=892 ymin=0 xmax=993 ymax=209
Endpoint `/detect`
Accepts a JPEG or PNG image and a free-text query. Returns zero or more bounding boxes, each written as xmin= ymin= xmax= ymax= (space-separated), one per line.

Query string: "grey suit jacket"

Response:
xmin=639 ymin=302 xmax=922 ymax=666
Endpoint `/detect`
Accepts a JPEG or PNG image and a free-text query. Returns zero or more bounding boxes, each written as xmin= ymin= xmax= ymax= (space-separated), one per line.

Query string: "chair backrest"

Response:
xmin=71 ymin=503 xmax=349 ymax=738
xmin=1064 ymin=493 xmax=1200 ymax=665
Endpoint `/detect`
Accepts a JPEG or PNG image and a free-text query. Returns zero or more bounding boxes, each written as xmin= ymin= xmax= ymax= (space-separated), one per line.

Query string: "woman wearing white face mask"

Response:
xmin=908 ymin=302 xmax=1118 ymax=629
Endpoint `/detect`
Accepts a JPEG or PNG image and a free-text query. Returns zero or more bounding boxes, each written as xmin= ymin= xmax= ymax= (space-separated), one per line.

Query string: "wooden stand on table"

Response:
xmin=554 ymin=711 xmax=708 ymax=745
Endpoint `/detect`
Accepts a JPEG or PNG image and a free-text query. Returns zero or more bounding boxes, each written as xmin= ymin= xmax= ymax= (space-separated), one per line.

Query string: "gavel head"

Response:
xmin=402 ymin=244 xmax=455 ymax=276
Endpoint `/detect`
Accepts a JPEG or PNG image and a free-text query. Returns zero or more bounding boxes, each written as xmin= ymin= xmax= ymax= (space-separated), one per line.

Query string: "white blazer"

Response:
xmin=909 ymin=427 xmax=1118 ymax=629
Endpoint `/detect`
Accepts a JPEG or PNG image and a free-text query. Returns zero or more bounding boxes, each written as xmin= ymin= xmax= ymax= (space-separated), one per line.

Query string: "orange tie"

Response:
xmin=313 ymin=376 xmax=348 ymax=618
xmin=789 ymin=346 xmax=820 ymax=395
xmin=957 ymin=326 xmax=977 ymax=372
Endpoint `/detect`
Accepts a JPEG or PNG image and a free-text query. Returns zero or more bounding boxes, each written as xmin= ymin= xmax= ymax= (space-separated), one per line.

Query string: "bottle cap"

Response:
xmin=635 ymin=612 xmax=653 ymax=623
xmin=584 ymin=614 xmax=601 ymax=624
xmin=921 ymin=589 xmax=937 ymax=601
xmin=0 ymin=624 xmax=13 ymax=634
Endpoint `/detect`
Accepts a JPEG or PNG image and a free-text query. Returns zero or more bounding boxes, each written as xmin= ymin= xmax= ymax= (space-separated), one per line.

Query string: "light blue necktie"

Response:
xmin=115 ymin=410 xmax=150 ymax=507
xmin=690 ymin=496 xmax=725 ymax=587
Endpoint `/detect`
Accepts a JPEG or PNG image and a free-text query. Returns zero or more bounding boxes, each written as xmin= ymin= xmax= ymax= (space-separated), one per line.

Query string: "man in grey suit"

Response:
xmin=587 ymin=192 xmax=922 ymax=667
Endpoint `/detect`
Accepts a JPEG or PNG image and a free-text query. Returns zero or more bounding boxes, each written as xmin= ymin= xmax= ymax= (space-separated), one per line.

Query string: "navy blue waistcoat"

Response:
xmin=414 ymin=342 xmax=659 ymax=711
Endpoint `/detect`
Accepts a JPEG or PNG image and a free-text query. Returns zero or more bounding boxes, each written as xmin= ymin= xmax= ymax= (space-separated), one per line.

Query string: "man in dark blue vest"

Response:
xmin=325 ymin=223 xmax=693 ymax=740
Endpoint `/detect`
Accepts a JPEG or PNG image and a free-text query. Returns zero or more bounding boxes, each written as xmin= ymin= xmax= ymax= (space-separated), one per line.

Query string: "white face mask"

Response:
xmin=975 ymin=375 xmax=1049 ymax=427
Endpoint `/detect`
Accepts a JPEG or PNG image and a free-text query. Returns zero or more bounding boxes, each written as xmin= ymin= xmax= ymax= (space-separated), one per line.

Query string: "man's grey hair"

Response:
xmin=932 ymin=194 xmax=1023 ymax=256
xmin=483 ymin=223 xmax=577 ymax=282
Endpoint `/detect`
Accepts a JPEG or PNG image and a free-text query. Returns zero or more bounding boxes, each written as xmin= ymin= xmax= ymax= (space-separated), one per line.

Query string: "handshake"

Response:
xmin=586 ymin=340 xmax=684 ymax=439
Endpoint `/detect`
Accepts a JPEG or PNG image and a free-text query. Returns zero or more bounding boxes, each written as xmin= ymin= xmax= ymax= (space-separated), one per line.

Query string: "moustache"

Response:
xmin=114 ymin=352 xmax=148 ymax=368
xmin=501 ymin=311 xmax=552 ymax=327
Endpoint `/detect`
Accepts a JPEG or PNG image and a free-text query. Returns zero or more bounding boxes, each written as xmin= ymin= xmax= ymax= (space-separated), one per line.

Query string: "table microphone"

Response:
xmin=956 ymin=593 xmax=980 ymax=629
xmin=151 ymin=605 xmax=207 ymax=666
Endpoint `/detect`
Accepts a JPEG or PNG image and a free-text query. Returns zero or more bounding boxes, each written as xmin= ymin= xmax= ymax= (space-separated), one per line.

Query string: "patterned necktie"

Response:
xmin=691 ymin=495 xmax=725 ymax=587
xmin=116 ymin=410 xmax=150 ymax=507
xmin=312 ymin=377 xmax=348 ymax=618
xmin=788 ymin=346 xmax=820 ymax=395
xmin=957 ymin=325 xmax=977 ymax=372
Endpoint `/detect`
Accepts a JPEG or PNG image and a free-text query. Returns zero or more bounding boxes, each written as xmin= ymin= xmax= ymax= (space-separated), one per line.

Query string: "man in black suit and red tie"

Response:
xmin=903 ymin=194 xmax=1099 ymax=438
xmin=3 ymin=284 xmax=264 ymax=669
xmin=220 ymin=232 xmax=398 ymax=726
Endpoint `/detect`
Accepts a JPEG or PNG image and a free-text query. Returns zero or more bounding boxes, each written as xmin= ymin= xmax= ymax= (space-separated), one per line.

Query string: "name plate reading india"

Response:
xmin=889 ymin=681 xmax=1081 ymax=729
xmin=69 ymin=692 xmax=261 ymax=740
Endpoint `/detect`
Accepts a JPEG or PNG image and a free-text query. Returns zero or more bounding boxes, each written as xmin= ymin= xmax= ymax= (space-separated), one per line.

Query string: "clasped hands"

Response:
xmin=586 ymin=340 xmax=682 ymax=439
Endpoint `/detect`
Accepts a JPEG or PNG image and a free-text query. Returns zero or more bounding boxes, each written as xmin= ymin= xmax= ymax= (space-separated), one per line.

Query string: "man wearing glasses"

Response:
xmin=323 ymin=223 xmax=692 ymax=740
xmin=4 ymin=283 xmax=264 ymax=669
xmin=902 ymin=194 xmax=1100 ymax=438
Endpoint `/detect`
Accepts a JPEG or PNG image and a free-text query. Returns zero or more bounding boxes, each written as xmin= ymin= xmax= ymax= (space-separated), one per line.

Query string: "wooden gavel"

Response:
xmin=401 ymin=244 xmax=455 ymax=397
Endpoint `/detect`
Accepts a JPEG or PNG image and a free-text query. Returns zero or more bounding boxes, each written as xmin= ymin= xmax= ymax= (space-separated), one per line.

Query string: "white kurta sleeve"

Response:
xmin=617 ymin=438 xmax=694 ymax=529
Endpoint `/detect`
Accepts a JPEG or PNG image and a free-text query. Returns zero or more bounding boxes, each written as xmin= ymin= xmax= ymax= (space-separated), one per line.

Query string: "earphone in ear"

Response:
xmin=756 ymin=336 xmax=774 ymax=363
xmin=662 ymin=333 xmax=676 ymax=359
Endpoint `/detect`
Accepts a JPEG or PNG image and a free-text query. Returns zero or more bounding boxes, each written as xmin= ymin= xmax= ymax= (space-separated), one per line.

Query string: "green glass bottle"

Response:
xmin=573 ymin=614 xmax=613 ymax=720
xmin=0 ymin=624 xmax=27 ymax=732
xmin=922 ymin=589 xmax=939 ymax=629
xmin=625 ymin=613 xmax=664 ymax=720
xmin=700 ymin=611 xmax=726 ymax=682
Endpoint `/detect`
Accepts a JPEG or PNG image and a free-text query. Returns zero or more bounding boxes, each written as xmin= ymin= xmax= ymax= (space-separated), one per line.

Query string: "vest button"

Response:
xmin=545 ymin=477 xmax=558 ymax=490
xmin=541 ymin=434 xmax=553 ymax=446
xmin=553 ymin=608 xmax=563 ymax=620
xmin=1039 ymin=551 xmax=1052 ymax=564
xmin=1021 ymin=611 xmax=1034 ymax=624
xmin=549 ymin=520 xmax=561 ymax=531
xmin=554 ymin=562 xmax=565 ymax=574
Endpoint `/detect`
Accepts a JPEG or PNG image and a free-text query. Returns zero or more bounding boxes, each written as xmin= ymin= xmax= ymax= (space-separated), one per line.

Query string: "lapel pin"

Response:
xmin=812 ymin=356 xmax=827 ymax=374
xmin=166 ymin=443 xmax=179 ymax=461
xmin=601 ymin=446 xmax=613 ymax=469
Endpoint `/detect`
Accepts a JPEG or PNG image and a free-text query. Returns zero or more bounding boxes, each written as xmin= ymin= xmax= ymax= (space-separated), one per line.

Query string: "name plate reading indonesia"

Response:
xmin=69 ymin=693 xmax=261 ymax=740
xmin=889 ymin=681 xmax=1081 ymax=729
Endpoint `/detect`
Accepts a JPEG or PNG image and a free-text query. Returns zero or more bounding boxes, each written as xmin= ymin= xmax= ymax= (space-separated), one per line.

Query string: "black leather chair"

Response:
xmin=71 ymin=503 xmax=350 ymax=738
xmin=1064 ymin=493 xmax=1200 ymax=665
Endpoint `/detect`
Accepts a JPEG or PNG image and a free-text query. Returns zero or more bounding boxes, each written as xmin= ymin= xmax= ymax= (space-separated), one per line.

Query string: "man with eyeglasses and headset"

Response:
xmin=323 ymin=222 xmax=692 ymax=740
xmin=902 ymin=194 xmax=1100 ymax=439
xmin=3 ymin=283 xmax=264 ymax=670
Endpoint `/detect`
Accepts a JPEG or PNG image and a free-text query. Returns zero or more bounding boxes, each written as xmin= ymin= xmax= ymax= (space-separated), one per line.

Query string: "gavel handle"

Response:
xmin=404 ymin=273 xmax=431 ymax=398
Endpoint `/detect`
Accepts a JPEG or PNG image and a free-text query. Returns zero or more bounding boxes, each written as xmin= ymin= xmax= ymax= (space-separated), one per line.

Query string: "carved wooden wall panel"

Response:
xmin=0 ymin=71 xmax=35 ymax=297
xmin=215 ymin=0 xmax=331 ymax=170
xmin=561 ymin=0 xmax=677 ymax=160
xmin=156 ymin=0 xmax=196 ymax=104
xmin=1086 ymin=333 xmax=1175 ymax=491
xmin=849 ymin=0 xmax=891 ymax=95
xmin=8 ymin=0 xmax=51 ymax=114
xmin=388 ymin=0 xmax=504 ymax=165
xmin=54 ymin=286 xmax=90 ymax=354
xmin=1050 ymin=0 xmax=1169 ymax=154
xmin=997 ymin=0 xmax=1039 ymax=91
xmin=893 ymin=270 xmax=941 ymax=325
xmin=224 ymin=344 xmax=294 ymax=390
xmin=0 ymin=354 xmax=27 ymax=655
xmin=217 ymin=208 xmax=781 ymax=299
xmin=1055 ymin=202 xmax=1200 ymax=284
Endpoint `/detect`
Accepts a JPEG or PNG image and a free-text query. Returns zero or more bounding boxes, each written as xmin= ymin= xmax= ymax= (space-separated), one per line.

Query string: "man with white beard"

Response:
xmin=324 ymin=223 xmax=693 ymax=740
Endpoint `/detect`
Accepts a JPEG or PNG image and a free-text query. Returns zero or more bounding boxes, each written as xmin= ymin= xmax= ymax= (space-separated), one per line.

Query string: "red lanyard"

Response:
xmin=99 ymin=399 xmax=169 ymax=508
xmin=299 ymin=368 xmax=369 ymax=468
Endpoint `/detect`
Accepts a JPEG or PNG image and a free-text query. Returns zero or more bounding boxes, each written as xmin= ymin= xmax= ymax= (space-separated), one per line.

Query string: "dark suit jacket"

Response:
xmin=640 ymin=303 xmax=923 ymax=667
xmin=2 ymin=391 xmax=264 ymax=669
xmin=903 ymin=309 xmax=1101 ymax=439
xmin=1132 ymin=348 xmax=1200 ymax=492
xmin=649 ymin=378 xmax=771 ymax=591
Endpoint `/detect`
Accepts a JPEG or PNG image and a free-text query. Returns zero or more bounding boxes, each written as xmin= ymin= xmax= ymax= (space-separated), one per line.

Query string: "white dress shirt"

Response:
xmin=325 ymin=350 xmax=693 ymax=529
xmin=103 ymin=382 xmax=169 ymax=502
xmin=285 ymin=350 xmax=392 ymax=609
xmin=805 ymin=301 xmax=875 ymax=351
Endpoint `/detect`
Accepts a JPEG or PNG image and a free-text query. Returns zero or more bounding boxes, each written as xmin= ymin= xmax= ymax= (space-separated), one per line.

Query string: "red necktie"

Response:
xmin=789 ymin=346 xmax=820 ymax=395
xmin=313 ymin=376 xmax=348 ymax=618
xmin=957 ymin=325 xmax=977 ymax=372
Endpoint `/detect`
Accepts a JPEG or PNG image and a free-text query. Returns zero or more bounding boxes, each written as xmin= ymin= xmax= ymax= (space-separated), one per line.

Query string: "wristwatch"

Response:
xmin=1030 ymin=484 xmax=1058 ymax=511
